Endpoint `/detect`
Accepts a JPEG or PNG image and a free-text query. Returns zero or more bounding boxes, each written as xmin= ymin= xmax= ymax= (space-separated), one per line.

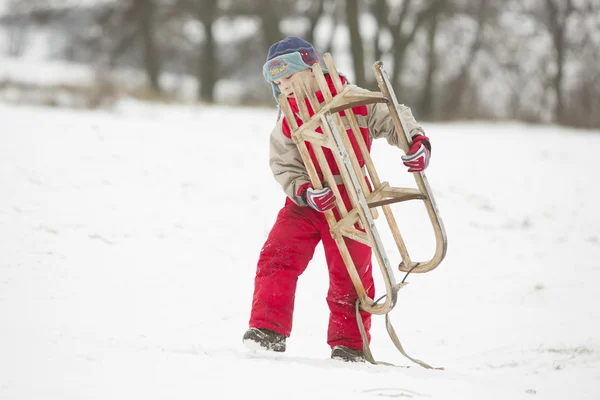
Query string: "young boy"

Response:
xmin=243 ymin=36 xmax=431 ymax=362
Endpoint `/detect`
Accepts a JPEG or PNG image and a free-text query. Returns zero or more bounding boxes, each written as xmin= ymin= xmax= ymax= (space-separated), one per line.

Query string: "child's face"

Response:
xmin=274 ymin=69 xmax=320 ymax=98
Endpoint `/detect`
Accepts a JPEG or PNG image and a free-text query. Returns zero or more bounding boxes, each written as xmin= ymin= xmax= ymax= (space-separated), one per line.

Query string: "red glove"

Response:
xmin=300 ymin=185 xmax=336 ymax=212
xmin=402 ymin=134 xmax=431 ymax=173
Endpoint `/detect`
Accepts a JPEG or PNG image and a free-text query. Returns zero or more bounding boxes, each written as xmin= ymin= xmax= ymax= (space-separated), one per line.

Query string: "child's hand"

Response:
xmin=402 ymin=134 xmax=431 ymax=173
xmin=302 ymin=186 xmax=337 ymax=212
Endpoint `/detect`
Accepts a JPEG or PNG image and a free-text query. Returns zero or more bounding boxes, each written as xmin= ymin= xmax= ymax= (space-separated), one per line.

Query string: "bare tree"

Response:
xmin=4 ymin=19 xmax=28 ymax=57
xmin=370 ymin=0 xmax=386 ymax=63
xmin=137 ymin=0 xmax=161 ymax=93
xmin=257 ymin=0 xmax=284 ymax=47
xmin=2 ymin=0 xmax=70 ymax=57
xmin=89 ymin=0 xmax=164 ymax=94
xmin=199 ymin=0 xmax=218 ymax=103
xmin=300 ymin=0 xmax=326 ymax=47
xmin=542 ymin=0 xmax=575 ymax=123
xmin=319 ymin=0 xmax=340 ymax=55
xmin=441 ymin=0 xmax=489 ymax=119
xmin=419 ymin=0 xmax=446 ymax=119
xmin=1 ymin=0 xmax=598 ymax=127
xmin=376 ymin=0 xmax=441 ymax=95
xmin=178 ymin=0 xmax=219 ymax=102
xmin=558 ymin=0 xmax=600 ymax=128
xmin=346 ymin=0 xmax=367 ymax=87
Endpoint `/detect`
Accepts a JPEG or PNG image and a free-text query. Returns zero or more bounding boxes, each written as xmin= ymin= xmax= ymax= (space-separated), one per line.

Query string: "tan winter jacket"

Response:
xmin=269 ymin=99 xmax=424 ymax=206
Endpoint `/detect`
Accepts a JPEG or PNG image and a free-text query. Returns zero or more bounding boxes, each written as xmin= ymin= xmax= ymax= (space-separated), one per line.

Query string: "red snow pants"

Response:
xmin=249 ymin=187 xmax=375 ymax=350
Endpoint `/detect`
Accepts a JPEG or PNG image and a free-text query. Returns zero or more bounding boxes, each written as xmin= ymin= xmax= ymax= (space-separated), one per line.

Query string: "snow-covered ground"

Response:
xmin=1 ymin=100 xmax=599 ymax=399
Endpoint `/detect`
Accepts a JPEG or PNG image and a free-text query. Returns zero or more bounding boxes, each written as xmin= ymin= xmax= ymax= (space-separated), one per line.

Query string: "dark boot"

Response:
xmin=243 ymin=328 xmax=286 ymax=352
xmin=331 ymin=345 xmax=365 ymax=362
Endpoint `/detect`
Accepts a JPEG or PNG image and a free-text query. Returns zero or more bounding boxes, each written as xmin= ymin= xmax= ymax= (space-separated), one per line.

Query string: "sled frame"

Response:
xmin=278 ymin=54 xmax=447 ymax=366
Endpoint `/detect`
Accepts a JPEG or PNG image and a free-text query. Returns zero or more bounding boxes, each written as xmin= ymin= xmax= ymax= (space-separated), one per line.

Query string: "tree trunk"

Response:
xmin=323 ymin=6 xmax=338 ymax=54
xmin=546 ymin=0 xmax=573 ymax=124
xmin=257 ymin=0 xmax=283 ymax=48
xmin=198 ymin=0 xmax=218 ymax=102
xmin=137 ymin=0 xmax=161 ymax=93
xmin=388 ymin=0 xmax=420 ymax=96
xmin=304 ymin=0 xmax=324 ymax=47
xmin=443 ymin=0 xmax=487 ymax=118
xmin=388 ymin=1 xmax=440 ymax=99
xmin=419 ymin=9 xmax=439 ymax=119
xmin=390 ymin=36 xmax=409 ymax=97
xmin=346 ymin=0 xmax=366 ymax=87
xmin=7 ymin=20 xmax=27 ymax=57
xmin=372 ymin=0 xmax=387 ymax=62
xmin=553 ymin=30 xmax=565 ymax=123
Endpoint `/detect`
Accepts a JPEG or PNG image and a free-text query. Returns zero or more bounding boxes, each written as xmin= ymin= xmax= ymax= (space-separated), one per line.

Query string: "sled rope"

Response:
xmin=356 ymin=267 xmax=443 ymax=369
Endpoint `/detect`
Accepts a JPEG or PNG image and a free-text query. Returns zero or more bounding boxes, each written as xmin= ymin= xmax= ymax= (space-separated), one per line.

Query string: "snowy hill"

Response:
xmin=0 ymin=101 xmax=599 ymax=399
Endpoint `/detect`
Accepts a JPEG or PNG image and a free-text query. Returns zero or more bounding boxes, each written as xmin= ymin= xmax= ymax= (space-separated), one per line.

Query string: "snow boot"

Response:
xmin=331 ymin=346 xmax=365 ymax=362
xmin=243 ymin=328 xmax=286 ymax=352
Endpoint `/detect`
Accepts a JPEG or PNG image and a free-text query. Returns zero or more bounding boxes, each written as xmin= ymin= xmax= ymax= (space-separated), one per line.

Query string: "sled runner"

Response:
xmin=278 ymin=54 xmax=447 ymax=368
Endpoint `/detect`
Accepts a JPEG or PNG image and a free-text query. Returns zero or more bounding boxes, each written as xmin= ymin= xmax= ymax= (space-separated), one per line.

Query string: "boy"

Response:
xmin=243 ymin=37 xmax=431 ymax=362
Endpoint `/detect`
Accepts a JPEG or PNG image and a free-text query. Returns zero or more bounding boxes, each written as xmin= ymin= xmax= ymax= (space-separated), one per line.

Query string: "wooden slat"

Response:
xmin=302 ymin=64 xmax=348 ymax=217
xmin=323 ymin=53 xmax=344 ymax=93
xmin=339 ymin=227 xmax=370 ymax=247
xmin=293 ymin=81 xmax=311 ymax=123
xmin=292 ymin=86 xmax=387 ymax=137
xmin=314 ymin=145 xmax=348 ymax=218
xmin=300 ymin=75 xmax=321 ymax=113
xmin=368 ymin=195 xmax=425 ymax=208
xmin=293 ymin=129 xmax=331 ymax=147
xmin=382 ymin=203 xmax=413 ymax=270
xmin=312 ymin=64 xmax=334 ymax=102
xmin=345 ymin=108 xmax=382 ymax=188
xmin=330 ymin=112 xmax=373 ymax=211
xmin=369 ymin=187 xmax=426 ymax=207
xmin=332 ymin=235 xmax=373 ymax=308
xmin=382 ymin=187 xmax=424 ymax=197
xmin=279 ymin=94 xmax=297 ymax=130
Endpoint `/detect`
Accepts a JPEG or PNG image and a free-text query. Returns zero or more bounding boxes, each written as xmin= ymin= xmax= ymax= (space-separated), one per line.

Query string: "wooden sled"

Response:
xmin=278 ymin=54 xmax=447 ymax=367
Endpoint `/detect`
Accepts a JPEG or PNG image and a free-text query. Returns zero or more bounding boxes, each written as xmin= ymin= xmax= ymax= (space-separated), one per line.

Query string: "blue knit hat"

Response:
xmin=262 ymin=36 xmax=325 ymax=102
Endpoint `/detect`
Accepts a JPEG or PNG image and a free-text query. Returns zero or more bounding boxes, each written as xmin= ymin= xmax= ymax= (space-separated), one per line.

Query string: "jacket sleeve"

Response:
xmin=269 ymin=119 xmax=311 ymax=206
xmin=366 ymin=102 xmax=425 ymax=150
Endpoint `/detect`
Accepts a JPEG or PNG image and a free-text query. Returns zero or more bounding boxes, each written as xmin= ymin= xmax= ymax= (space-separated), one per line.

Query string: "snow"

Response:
xmin=1 ymin=100 xmax=599 ymax=399
xmin=0 ymin=58 xmax=95 ymax=87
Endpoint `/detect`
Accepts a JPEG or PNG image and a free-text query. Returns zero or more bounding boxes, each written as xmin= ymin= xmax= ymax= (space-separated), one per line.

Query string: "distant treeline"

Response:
xmin=1 ymin=0 xmax=599 ymax=129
